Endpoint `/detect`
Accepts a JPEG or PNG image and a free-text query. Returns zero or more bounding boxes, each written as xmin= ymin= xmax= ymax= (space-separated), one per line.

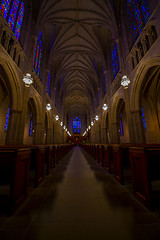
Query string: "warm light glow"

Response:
xmin=23 ymin=73 xmax=33 ymax=87
xmin=46 ymin=103 xmax=51 ymax=111
xmin=60 ymin=122 xmax=63 ymax=126
xmin=55 ymin=115 xmax=59 ymax=121
xmin=102 ymin=103 xmax=108 ymax=111
xmin=91 ymin=121 xmax=94 ymax=126
xmin=83 ymin=131 xmax=86 ymax=136
xmin=63 ymin=126 xmax=66 ymax=129
xmin=88 ymin=126 xmax=91 ymax=129
xmin=86 ymin=128 xmax=88 ymax=131
xmin=121 ymin=75 xmax=130 ymax=89
xmin=95 ymin=115 xmax=99 ymax=121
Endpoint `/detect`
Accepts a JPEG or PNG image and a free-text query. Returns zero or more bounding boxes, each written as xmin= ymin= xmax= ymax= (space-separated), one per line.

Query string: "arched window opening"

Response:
xmin=112 ymin=42 xmax=120 ymax=79
xmin=126 ymin=0 xmax=151 ymax=49
xmin=4 ymin=108 xmax=10 ymax=131
xmin=73 ymin=117 xmax=81 ymax=134
xmin=14 ymin=1 xmax=24 ymax=39
xmin=29 ymin=113 xmax=33 ymax=136
xmin=33 ymin=32 xmax=42 ymax=77
xmin=141 ymin=107 xmax=146 ymax=131
xmin=120 ymin=113 xmax=124 ymax=135
xmin=0 ymin=0 xmax=11 ymax=19
xmin=0 ymin=0 xmax=24 ymax=40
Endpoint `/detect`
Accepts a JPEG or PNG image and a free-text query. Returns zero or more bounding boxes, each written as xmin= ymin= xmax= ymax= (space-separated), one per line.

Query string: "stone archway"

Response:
xmin=111 ymin=95 xmax=129 ymax=143
xmin=130 ymin=57 xmax=160 ymax=143
xmin=0 ymin=59 xmax=22 ymax=144
xmin=23 ymin=95 xmax=42 ymax=144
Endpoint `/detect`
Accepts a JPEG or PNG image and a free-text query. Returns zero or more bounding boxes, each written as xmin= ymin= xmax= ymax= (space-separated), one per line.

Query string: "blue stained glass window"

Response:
xmin=47 ymin=72 xmax=51 ymax=95
xmin=73 ymin=117 xmax=81 ymax=133
xmin=126 ymin=0 xmax=151 ymax=46
xmin=141 ymin=107 xmax=146 ymax=131
xmin=112 ymin=43 xmax=120 ymax=79
xmin=1 ymin=0 xmax=24 ymax=40
xmin=0 ymin=0 xmax=11 ymax=19
xmin=5 ymin=108 xmax=10 ymax=131
xmin=29 ymin=113 xmax=33 ymax=136
xmin=14 ymin=1 xmax=24 ymax=39
xmin=120 ymin=113 xmax=124 ymax=135
xmin=8 ymin=0 xmax=20 ymax=31
xmin=33 ymin=32 xmax=42 ymax=77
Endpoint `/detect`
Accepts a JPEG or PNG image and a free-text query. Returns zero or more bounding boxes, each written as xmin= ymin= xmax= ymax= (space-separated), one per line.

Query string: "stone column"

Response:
xmin=111 ymin=122 xmax=120 ymax=144
xmin=33 ymin=122 xmax=43 ymax=144
xmin=46 ymin=127 xmax=52 ymax=144
xmin=130 ymin=110 xmax=146 ymax=143
xmin=0 ymin=25 xmax=4 ymax=41
xmin=5 ymin=109 xmax=22 ymax=144
xmin=4 ymin=33 xmax=10 ymax=50
xmin=124 ymin=88 xmax=132 ymax=142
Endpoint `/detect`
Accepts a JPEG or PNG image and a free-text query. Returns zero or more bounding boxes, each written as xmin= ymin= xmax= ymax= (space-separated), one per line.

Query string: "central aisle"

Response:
xmin=1 ymin=146 xmax=160 ymax=240
xmin=22 ymin=147 xmax=150 ymax=240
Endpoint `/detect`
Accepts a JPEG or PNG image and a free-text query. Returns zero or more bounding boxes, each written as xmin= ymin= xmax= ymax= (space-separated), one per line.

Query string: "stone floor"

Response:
xmin=0 ymin=146 xmax=160 ymax=240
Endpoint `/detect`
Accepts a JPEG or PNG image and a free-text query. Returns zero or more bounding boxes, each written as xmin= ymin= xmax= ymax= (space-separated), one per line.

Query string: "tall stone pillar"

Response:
xmin=33 ymin=122 xmax=43 ymax=144
xmin=111 ymin=122 xmax=120 ymax=144
xmin=131 ymin=110 xmax=146 ymax=143
xmin=6 ymin=109 xmax=22 ymax=144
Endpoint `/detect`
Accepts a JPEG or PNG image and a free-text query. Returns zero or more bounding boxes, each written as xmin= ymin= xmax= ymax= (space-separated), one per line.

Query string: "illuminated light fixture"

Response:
xmin=86 ymin=128 xmax=88 ymax=131
xmin=60 ymin=122 xmax=63 ymax=126
xmin=83 ymin=131 xmax=86 ymax=136
xmin=91 ymin=122 xmax=94 ymax=126
xmin=55 ymin=115 xmax=59 ymax=121
xmin=63 ymin=126 xmax=66 ymax=130
xmin=88 ymin=126 xmax=91 ymax=129
xmin=65 ymin=128 xmax=67 ymax=132
xmin=121 ymin=75 xmax=130 ymax=89
xmin=95 ymin=115 xmax=99 ymax=121
xmin=23 ymin=73 xmax=33 ymax=87
xmin=46 ymin=103 xmax=51 ymax=111
xmin=102 ymin=103 xmax=108 ymax=111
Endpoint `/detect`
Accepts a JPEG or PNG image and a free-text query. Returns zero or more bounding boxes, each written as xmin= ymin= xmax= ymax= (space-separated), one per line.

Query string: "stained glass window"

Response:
xmin=126 ymin=0 xmax=151 ymax=47
xmin=112 ymin=43 xmax=120 ymax=79
xmin=73 ymin=117 xmax=81 ymax=133
xmin=29 ymin=113 xmax=33 ymax=136
xmin=0 ymin=0 xmax=11 ymax=19
xmin=47 ymin=72 xmax=51 ymax=95
xmin=141 ymin=107 xmax=146 ymax=131
xmin=33 ymin=32 xmax=42 ymax=77
xmin=0 ymin=0 xmax=24 ymax=40
xmin=5 ymin=108 xmax=10 ymax=131
xmin=14 ymin=1 xmax=24 ymax=39
xmin=8 ymin=0 xmax=20 ymax=31
xmin=120 ymin=114 xmax=124 ymax=135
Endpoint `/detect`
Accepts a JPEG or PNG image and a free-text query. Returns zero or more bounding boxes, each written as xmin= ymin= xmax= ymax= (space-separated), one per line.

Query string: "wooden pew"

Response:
xmin=45 ymin=145 xmax=53 ymax=175
xmin=29 ymin=145 xmax=45 ymax=187
xmin=0 ymin=147 xmax=31 ymax=215
xmin=103 ymin=144 xmax=112 ymax=173
xmin=129 ymin=144 xmax=160 ymax=210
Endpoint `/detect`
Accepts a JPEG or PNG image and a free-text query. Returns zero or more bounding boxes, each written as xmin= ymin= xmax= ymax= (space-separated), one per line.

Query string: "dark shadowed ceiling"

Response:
xmin=31 ymin=0 xmax=119 ymax=131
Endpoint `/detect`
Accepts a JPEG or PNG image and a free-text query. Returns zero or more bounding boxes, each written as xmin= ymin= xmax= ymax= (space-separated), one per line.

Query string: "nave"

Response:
xmin=0 ymin=146 xmax=160 ymax=240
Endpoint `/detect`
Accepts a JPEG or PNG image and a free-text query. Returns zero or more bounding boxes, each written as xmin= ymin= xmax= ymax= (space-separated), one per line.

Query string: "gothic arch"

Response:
xmin=0 ymin=55 xmax=22 ymax=110
xmin=130 ymin=56 xmax=160 ymax=111
xmin=130 ymin=57 xmax=160 ymax=143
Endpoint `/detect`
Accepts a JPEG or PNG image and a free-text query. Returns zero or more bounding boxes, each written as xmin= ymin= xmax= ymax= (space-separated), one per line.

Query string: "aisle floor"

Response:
xmin=0 ymin=146 xmax=160 ymax=240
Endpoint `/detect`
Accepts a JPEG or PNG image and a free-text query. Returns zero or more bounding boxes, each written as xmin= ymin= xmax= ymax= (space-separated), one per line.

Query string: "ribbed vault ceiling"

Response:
xmin=32 ymin=0 xmax=118 ymax=129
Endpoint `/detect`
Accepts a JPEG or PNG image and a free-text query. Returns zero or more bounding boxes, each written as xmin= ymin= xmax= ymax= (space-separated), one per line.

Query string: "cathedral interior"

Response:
xmin=0 ymin=0 xmax=160 ymax=239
